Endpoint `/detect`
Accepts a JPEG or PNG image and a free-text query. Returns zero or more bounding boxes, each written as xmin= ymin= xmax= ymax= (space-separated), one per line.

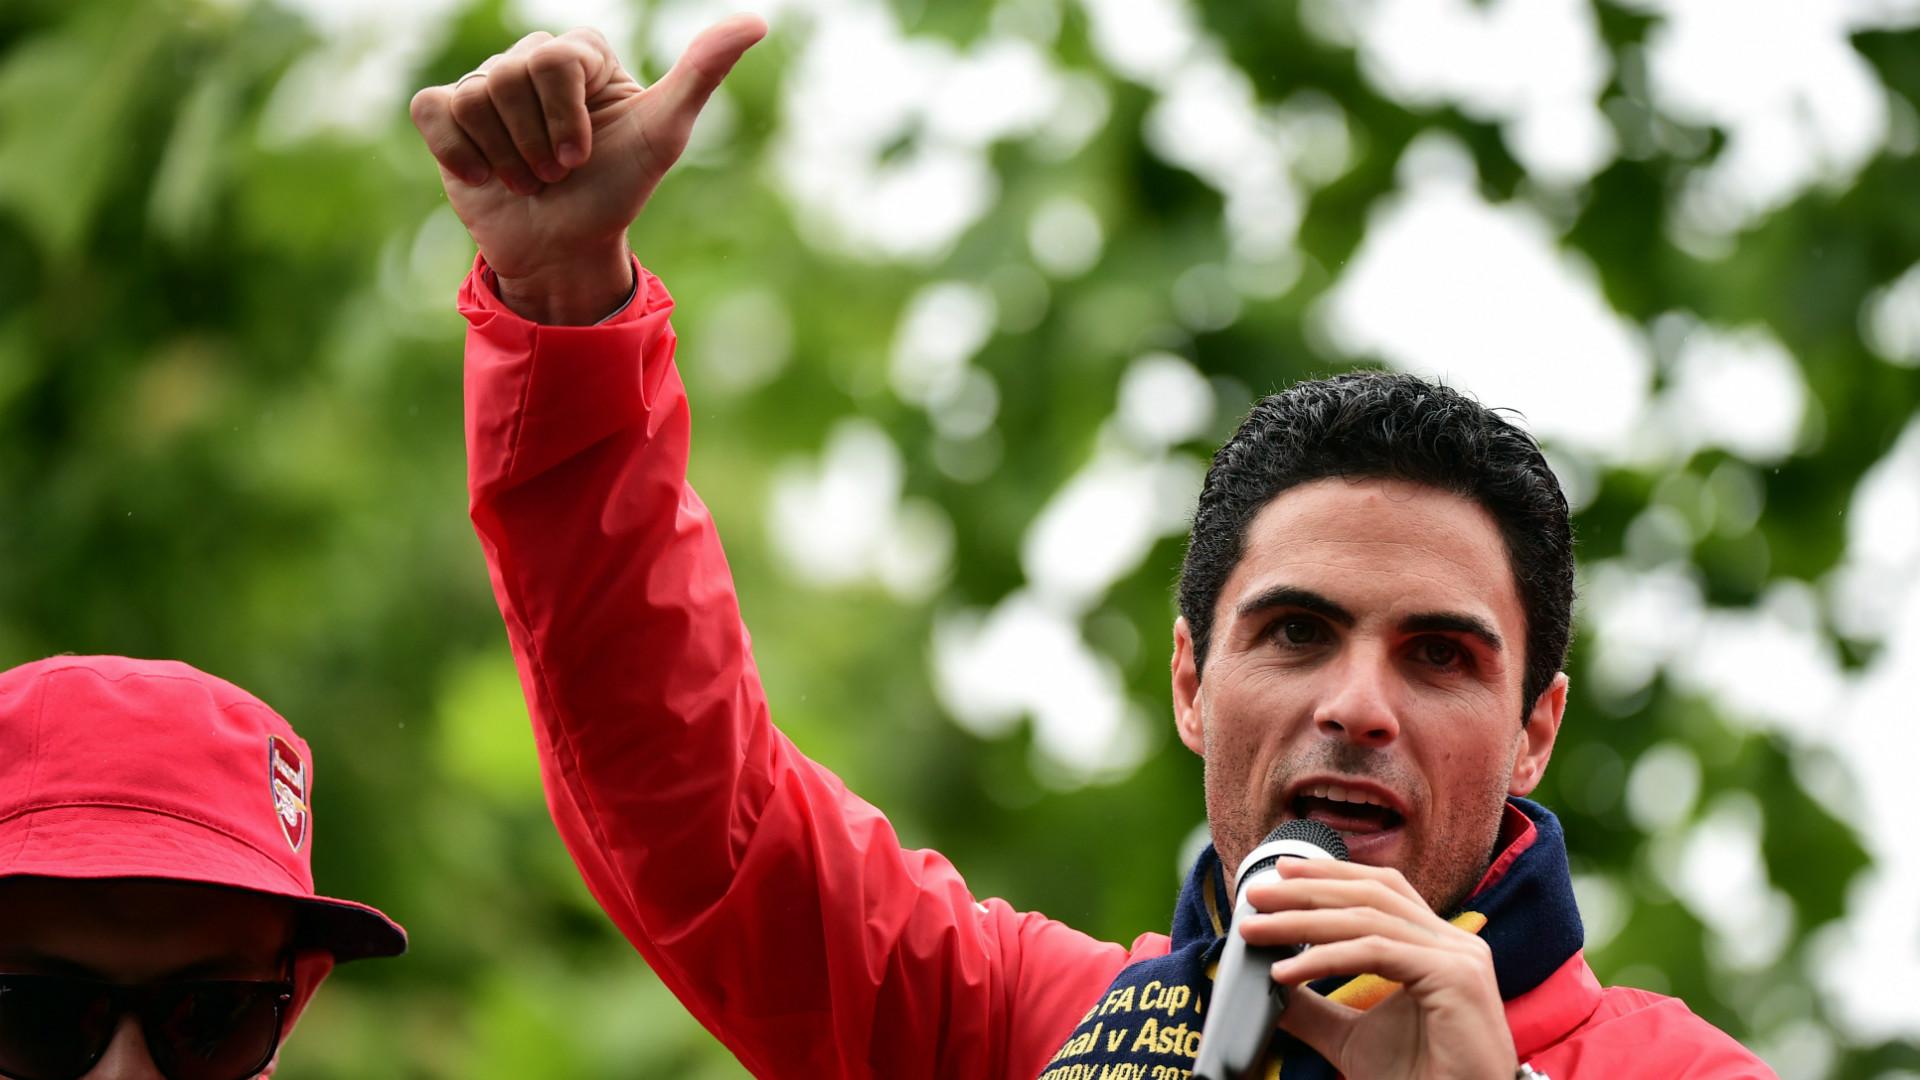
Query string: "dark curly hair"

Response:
xmin=1177 ymin=370 xmax=1575 ymax=718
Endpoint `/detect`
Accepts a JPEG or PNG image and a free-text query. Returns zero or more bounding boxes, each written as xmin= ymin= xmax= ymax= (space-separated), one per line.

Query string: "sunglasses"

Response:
xmin=0 ymin=967 xmax=292 ymax=1080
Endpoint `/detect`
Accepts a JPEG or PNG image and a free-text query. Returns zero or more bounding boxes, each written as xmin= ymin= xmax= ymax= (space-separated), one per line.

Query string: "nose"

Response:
xmin=1311 ymin=644 xmax=1401 ymax=747
xmin=83 ymin=1014 xmax=164 ymax=1080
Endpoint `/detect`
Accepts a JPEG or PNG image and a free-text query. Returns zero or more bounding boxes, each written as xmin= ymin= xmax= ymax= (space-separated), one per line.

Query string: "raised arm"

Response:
xmin=411 ymin=23 xmax=1132 ymax=1079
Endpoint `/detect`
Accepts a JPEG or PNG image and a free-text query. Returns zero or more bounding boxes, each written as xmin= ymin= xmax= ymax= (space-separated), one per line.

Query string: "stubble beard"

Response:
xmin=1420 ymin=764 xmax=1513 ymax=915
xmin=1204 ymin=737 xmax=1513 ymax=914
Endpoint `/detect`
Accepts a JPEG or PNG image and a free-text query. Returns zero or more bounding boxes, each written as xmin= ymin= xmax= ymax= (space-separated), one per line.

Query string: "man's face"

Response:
xmin=1172 ymin=477 xmax=1564 ymax=912
xmin=0 ymin=878 xmax=299 ymax=1080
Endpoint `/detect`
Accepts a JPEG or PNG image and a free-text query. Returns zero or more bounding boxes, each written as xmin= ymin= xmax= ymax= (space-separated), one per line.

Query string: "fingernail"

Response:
xmin=556 ymin=142 xmax=583 ymax=168
xmin=535 ymin=161 xmax=567 ymax=184
xmin=463 ymin=166 xmax=491 ymax=187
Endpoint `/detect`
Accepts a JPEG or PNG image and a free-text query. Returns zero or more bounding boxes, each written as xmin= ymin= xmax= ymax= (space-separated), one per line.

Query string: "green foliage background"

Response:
xmin=0 ymin=0 xmax=1914 ymax=1077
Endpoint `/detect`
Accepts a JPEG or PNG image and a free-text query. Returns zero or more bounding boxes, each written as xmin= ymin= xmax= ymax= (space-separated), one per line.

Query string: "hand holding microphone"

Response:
xmin=1193 ymin=819 xmax=1349 ymax=1080
xmin=1196 ymin=821 xmax=1519 ymax=1080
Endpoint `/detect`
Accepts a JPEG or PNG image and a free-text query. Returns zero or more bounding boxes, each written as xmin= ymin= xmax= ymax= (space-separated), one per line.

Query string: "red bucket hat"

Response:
xmin=0 ymin=656 xmax=406 ymax=961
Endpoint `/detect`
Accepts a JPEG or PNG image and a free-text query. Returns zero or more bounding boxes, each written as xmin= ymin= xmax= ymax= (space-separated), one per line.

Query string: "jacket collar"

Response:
xmin=1506 ymin=950 xmax=1605 ymax=1060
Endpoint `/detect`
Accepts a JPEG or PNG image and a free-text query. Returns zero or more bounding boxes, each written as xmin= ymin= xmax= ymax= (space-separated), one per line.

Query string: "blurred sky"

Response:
xmin=258 ymin=0 xmax=1920 ymax=1047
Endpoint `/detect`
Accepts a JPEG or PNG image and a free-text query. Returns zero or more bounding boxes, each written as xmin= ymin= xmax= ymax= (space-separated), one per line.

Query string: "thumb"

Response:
xmin=647 ymin=13 xmax=769 ymax=135
xmin=1275 ymin=986 xmax=1365 ymax=1067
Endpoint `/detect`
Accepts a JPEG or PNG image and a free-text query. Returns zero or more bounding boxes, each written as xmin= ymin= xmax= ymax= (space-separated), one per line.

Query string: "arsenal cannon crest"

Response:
xmin=269 ymin=734 xmax=309 ymax=852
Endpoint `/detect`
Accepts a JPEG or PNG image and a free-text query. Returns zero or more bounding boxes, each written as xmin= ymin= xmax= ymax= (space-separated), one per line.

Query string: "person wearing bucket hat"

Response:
xmin=0 ymin=654 xmax=406 ymax=1080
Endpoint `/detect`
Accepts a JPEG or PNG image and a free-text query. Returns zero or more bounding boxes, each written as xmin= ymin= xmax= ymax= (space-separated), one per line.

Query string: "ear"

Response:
xmin=1509 ymin=671 xmax=1567 ymax=797
xmin=1172 ymin=617 xmax=1206 ymax=757
xmin=261 ymin=948 xmax=335 ymax=1075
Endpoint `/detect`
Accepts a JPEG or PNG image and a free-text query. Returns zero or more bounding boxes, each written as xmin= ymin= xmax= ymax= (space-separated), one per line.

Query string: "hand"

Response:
xmin=409 ymin=16 xmax=768 ymax=323
xmin=1238 ymin=860 xmax=1515 ymax=1080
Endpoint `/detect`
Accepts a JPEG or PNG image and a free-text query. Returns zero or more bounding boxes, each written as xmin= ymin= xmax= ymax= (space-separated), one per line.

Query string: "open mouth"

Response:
xmin=1291 ymin=782 xmax=1405 ymax=837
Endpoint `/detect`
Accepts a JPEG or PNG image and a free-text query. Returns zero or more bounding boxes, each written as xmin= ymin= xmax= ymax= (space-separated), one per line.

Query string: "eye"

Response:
xmin=1277 ymin=617 xmax=1321 ymax=645
xmin=1413 ymin=638 xmax=1462 ymax=668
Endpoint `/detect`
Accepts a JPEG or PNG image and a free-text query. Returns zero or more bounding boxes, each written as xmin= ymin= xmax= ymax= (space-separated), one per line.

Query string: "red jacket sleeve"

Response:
xmin=458 ymin=259 xmax=1132 ymax=1079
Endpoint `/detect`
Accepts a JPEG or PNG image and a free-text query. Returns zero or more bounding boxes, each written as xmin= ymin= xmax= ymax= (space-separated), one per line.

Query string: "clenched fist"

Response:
xmin=410 ymin=16 xmax=767 ymax=323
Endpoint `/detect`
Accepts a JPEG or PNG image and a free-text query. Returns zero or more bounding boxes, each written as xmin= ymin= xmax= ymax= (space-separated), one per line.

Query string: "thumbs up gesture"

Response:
xmin=410 ymin=16 xmax=767 ymax=323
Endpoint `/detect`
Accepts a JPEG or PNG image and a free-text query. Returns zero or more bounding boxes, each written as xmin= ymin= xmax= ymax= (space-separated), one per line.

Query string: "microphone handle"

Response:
xmin=1191 ymin=870 xmax=1301 ymax=1080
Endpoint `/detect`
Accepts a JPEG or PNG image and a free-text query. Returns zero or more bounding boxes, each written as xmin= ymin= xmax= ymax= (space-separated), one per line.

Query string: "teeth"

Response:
xmin=1305 ymin=782 xmax=1387 ymax=808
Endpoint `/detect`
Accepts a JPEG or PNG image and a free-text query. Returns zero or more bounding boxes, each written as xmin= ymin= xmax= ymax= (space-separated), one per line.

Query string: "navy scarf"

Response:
xmin=1035 ymin=800 xmax=1584 ymax=1080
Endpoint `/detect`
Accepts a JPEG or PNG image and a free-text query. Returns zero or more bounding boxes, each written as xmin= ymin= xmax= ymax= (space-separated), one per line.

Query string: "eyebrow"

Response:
xmin=162 ymin=955 xmax=277 ymax=981
xmin=1403 ymin=611 xmax=1505 ymax=652
xmin=0 ymin=950 xmax=99 ymax=979
xmin=0 ymin=950 xmax=274 ymax=982
xmin=1234 ymin=586 xmax=1505 ymax=651
xmin=1235 ymin=586 xmax=1355 ymax=626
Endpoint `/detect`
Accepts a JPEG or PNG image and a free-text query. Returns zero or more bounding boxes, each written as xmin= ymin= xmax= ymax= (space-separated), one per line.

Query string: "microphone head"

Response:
xmin=1262 ymin=819 xmax=1350 ymax=862
xmin=1231 ymin=818 xmax=1350 ymax=901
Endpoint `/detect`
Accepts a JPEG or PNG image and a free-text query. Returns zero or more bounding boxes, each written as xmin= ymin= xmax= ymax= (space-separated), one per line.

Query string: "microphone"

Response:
xmin=1192 ymin=819 xmax=1350 ymax=1080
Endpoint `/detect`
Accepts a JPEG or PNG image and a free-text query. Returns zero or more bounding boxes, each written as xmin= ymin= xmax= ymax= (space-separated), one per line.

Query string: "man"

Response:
xmin=0 ymin=655 xmax=406 ymax=1080
xmin=410 ymin=18 xmax=1775 ymax=1079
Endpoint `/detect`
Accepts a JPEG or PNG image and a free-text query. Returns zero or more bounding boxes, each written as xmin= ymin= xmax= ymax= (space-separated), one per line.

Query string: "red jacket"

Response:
xmin=458 ymin=260 xmax=1777 ymax=1080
